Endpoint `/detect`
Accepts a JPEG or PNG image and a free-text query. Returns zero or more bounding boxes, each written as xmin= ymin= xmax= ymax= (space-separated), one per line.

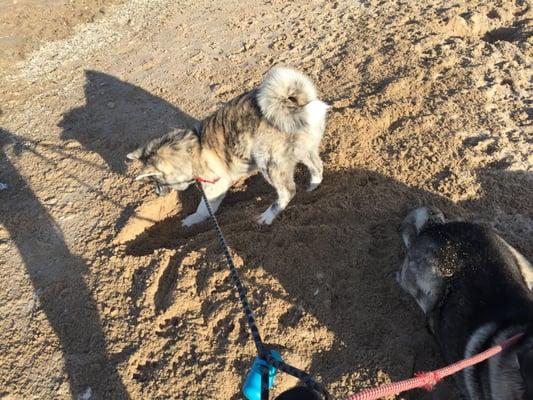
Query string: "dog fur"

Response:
xmin=397 ymin=206 xmax=533 ymax=399
xmin=127 ymin=66 xmax=329 ymax=226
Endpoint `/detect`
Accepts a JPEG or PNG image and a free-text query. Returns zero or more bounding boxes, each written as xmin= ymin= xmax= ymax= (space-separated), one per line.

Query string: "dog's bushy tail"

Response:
xmin=257 ymin=66 xmax=329 ymax=134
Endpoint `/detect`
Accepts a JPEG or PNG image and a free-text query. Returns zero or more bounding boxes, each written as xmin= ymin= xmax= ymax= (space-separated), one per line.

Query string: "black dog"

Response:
xmin=397 ymin=207 xmax=533 ymax=399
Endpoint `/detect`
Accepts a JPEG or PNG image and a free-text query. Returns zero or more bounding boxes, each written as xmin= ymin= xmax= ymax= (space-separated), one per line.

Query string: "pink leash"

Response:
xmin=345 ymin=332 xmax=524 ymax=400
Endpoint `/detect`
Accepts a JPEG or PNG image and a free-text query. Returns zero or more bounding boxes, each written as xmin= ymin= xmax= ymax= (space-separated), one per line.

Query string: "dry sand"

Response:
xmin=0 ymin=0 xmax=532 ymax=399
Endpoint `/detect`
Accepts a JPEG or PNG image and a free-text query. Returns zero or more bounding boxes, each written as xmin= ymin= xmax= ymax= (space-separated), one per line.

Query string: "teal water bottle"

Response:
xmin=242 ymin=350 xmax=283 ymax=400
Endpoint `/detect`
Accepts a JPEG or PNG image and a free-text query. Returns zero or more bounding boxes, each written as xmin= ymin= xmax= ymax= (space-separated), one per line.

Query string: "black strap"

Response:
xmin=261 ymin=363 xmax=270 ymax=400
xmin=196 ymin=183 xmax=332 ymax=400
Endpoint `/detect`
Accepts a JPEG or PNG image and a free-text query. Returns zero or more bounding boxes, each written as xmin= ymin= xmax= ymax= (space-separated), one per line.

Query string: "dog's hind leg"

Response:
xmin=182 ymin=179 xmax=231 ymax=227
xmin=258 ymin=163 xmax=296 ymax=225
xmin=301 ymin=150 xmax=323 ymax=192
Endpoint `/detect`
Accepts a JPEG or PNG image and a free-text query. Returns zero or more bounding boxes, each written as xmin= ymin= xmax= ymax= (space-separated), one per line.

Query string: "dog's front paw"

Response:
xmin=257 ymin=207 xmax=276 ymax=225
xmin=182 ymin=213 xmax=207 ymax=227
xmin=307 ymin=174 xmax=323 ymax=192
xmin=306 ymin=182 xmax=321 ymax=192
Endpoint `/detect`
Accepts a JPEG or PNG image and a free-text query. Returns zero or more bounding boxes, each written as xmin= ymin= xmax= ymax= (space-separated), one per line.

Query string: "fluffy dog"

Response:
xmin=397 ymin=206 xmax=533 ymax=399
xmin=127 ymin=67 xmax=329 ymax=226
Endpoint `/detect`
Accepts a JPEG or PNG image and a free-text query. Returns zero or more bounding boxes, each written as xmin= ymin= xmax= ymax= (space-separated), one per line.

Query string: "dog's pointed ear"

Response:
xmin=135 ymin=166 xmax=162 ymax=181
xmin=127 ymin=148 xmax=143 ymax=160
xmin=518 ymin=344 xmax=533 ymax=397
xmin=399 ymin=207 xmax=445 ymax=249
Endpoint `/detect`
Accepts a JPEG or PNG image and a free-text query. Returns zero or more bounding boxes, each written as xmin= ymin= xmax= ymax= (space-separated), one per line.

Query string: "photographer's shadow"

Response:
xmin=58 ymin=70 xmax=199 ymax=174
xmin=58 ymin=70 xmax=201 ymax=231
xmin=0 ymin=127 xmax=130 ymax=399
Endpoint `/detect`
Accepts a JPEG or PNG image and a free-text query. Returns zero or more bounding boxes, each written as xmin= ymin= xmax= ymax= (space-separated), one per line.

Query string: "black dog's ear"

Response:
xmin=274 ymin=386 xmax=321 ymax=400
xmin=518 ymin=344 xmax=533 ymax=399
xmin=399 ymin=206 xmax=446 ymax=249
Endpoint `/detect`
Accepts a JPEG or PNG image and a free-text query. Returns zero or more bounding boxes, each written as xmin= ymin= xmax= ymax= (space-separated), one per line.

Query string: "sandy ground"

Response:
xmin=0 ymin=0 xmax=532 ymax=399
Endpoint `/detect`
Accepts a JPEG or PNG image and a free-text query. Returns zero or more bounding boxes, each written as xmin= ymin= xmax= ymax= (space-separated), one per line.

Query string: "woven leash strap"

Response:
xmin=195 ymin=183 xmax=331 ymax=400
xmin=265 ymin=354 xmax=333 ymax=399
xmin=195 ymin=182 xmax=266 ymax=357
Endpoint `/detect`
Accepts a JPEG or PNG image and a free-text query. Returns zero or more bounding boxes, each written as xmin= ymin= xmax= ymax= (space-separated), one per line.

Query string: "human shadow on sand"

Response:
xmin=121 ymin=165 xmax=532 ymax=399
xmin=0 ymin=128 xmax=130 ymax=399
xmin=58 ymin=70 xmax=201 ymax=234
xmin=59 ymin=70 xmax=199 ymax=174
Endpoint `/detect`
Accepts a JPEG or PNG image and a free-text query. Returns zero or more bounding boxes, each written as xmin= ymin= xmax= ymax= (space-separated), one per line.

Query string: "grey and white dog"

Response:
xmin=127 ymin=67 xmax=329 ymax=226
xmin=397 ymin=206 xmax=533 ymax=400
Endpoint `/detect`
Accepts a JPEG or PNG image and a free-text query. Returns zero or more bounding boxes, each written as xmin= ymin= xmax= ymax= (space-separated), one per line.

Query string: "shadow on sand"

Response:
xmin=0 ymin=127 xmax=130 ymax=399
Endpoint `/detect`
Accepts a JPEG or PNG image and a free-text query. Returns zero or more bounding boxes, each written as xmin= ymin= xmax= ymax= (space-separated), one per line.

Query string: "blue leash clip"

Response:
xmin=243 ymin=350 xmax=283 ymax=400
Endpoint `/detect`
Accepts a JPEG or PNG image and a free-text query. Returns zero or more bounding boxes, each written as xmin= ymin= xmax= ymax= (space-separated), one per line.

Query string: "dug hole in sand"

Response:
xmin=114 ymin=192 xmax=181 ymax=245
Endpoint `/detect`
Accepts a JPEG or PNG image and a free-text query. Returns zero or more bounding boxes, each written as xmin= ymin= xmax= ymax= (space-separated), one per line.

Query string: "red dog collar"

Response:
xmin=195 ymin=176 xmax=221 ymax=184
